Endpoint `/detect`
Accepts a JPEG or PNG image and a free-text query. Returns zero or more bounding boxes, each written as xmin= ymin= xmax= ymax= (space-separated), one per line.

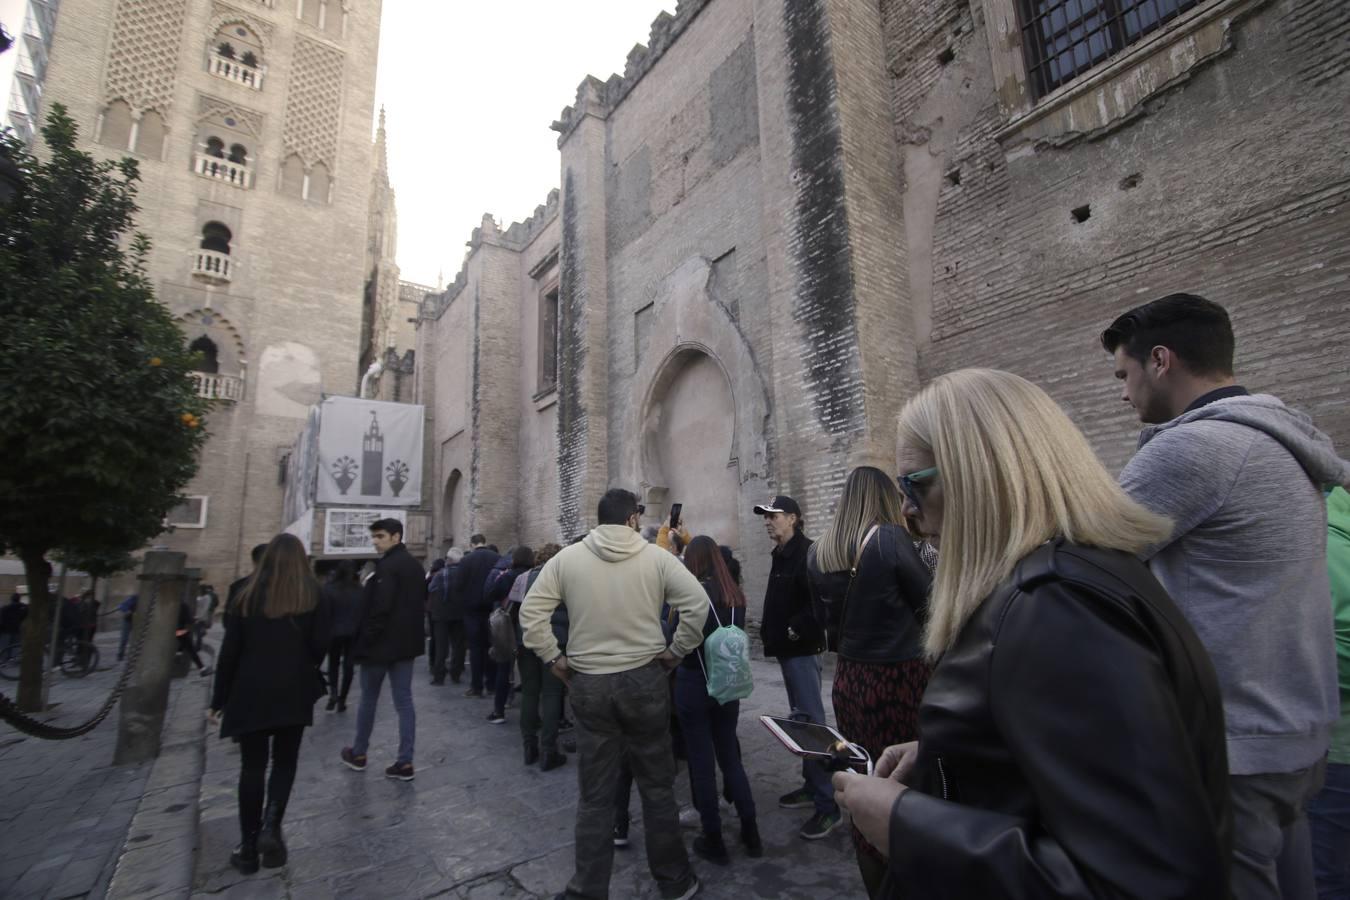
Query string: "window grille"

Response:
xmin=1016 ymin=0 xmax=1203 ymax=98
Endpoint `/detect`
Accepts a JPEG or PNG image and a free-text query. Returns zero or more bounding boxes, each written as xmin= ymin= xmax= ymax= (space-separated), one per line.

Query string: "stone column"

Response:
xmin=113 ymin=551 xmax=187 ymax=766
xmin=553 ymin=77 xmax=612 ymax=538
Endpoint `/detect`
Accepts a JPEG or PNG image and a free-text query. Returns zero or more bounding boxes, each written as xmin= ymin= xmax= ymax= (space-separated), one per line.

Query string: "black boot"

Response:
xmin=540 ymin=741 xmax=567 ymax=771
xmin=740 ymin=819 xmax=763 ymax=858
xmin=256 ymin=801 xmax=287 ymax=868
xmin=229 ymin=832 xmax=259 ymax=874
xmin=693 ymin=831 xmax=730 ymax=865
xmin=523 ymin=735 xmax=540 ymax=766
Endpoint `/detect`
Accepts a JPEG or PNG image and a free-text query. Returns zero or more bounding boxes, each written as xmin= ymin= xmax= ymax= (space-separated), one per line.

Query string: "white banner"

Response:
xmin=323 ymin=508 xmax=407 ymax=556
xmin=316 ymin=397 xmax=423 ymax=507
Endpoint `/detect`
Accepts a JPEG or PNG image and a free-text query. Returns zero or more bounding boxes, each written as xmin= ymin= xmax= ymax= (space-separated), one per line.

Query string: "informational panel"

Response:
xmin=317 ymin=397 xmax=423 ymax=507
xmin=323 ymin=508 xmax=407 ymax=556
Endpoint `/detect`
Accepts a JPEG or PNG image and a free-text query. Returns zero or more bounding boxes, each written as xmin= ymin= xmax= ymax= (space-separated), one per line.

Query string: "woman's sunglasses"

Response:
xmin=897 ymin=466 xmax=939 ymax=510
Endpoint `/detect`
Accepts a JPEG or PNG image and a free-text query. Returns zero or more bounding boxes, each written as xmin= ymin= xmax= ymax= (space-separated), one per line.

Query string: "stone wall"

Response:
xmin=417 ymin=0 xmax=1348 ymax=610
xmin=884 ymin=0 xmax=1350 ymax=469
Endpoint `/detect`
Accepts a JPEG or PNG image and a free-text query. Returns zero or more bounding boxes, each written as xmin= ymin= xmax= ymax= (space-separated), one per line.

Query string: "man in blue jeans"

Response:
xmin=754 ymin=495 xmax=840 ymax=840
xmin=341 ymin=518 xmax=426 ymax=780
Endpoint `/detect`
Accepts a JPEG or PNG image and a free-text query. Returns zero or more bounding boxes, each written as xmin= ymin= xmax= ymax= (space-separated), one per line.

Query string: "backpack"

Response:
xmin=698 ymin=599 xmax=754 ymax=705
xmin=488 ymin=606 xmax=516 ymax=663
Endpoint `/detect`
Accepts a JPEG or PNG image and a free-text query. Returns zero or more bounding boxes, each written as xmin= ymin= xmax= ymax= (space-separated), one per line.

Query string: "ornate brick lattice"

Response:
xmin=197 ymin=94 xmax=265 ymax=136
xmin=283 ymin=36 xmax=344 ymax=170
xmin=103 ymin=0 xmax=190 ymax=111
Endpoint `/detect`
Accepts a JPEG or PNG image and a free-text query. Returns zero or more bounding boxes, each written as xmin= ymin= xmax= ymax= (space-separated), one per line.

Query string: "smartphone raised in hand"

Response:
xmin=669 ymin=503 xmax=682 ymax=531
xmin=760 ymin=715 xmax=871 ymax=773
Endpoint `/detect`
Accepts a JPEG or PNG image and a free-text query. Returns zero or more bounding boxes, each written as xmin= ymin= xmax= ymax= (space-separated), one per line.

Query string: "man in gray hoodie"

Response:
xmin=1103 ymin=293 xmax=1350 ymax=900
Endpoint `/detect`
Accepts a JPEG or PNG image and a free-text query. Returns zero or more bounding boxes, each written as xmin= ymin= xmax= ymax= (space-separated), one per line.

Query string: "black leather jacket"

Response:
xmin=807 ymin=524 xmax=930 ymax=663
xmin=884 ymin=540 xmax=1232 ymax=900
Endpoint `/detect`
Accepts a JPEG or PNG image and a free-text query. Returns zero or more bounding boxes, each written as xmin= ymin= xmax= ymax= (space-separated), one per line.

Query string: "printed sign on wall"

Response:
xmin=316 ymin=397 xmax=424 ymax=507
xmin=323 ymin=508 xmax=407 ymax=556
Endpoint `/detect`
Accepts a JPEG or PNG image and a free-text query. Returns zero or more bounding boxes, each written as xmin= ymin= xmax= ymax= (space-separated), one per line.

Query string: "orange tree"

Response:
xmin=0 ymin=106 xmax=207 ymax=711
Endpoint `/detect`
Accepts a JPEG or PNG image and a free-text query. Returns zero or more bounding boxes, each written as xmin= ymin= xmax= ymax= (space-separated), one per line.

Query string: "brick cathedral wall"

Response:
xmin=881 ymin=0 xmax=1350 ymax=471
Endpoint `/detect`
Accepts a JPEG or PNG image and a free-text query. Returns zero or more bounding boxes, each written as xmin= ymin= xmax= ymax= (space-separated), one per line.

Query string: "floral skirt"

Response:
xmin=832 ymin=656 xmax=932 ymax=895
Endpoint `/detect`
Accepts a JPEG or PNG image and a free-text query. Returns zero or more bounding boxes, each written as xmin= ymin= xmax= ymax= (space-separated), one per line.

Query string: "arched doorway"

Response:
xmin=644 ymin=349 xmax=740 ymax=549
xmin=441 ymin=469 xmax=463 ymax=549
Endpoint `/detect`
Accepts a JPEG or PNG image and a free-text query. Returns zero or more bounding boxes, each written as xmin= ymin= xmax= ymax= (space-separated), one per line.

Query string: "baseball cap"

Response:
xmin=753 ymin=495 xmax=802 ymax=517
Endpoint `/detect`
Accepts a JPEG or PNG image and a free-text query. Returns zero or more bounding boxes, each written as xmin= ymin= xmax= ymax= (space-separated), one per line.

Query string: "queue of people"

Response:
xmin=198 ymin=293 xmax=1349 ymax=900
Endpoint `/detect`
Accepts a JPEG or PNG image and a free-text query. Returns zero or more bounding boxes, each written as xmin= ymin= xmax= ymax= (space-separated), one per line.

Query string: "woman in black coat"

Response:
xmin=832 ymin=369 xmax=1231 ymax=899
xmin=209 ymin=533 xmax=329 ymax=874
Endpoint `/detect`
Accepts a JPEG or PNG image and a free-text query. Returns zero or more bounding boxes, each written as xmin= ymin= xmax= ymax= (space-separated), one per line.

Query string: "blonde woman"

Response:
xmin=833 ymin=369 xmax=1231 ymax=899
xmin=807 ymin=465 xmax=933 ymax=896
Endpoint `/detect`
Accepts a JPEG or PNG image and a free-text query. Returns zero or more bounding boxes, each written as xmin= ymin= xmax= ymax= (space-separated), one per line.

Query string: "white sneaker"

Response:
xmin=663 ymin=876 xmax=700 ymax=900
xmin=678 ymin=806 xmax=700 ymax=828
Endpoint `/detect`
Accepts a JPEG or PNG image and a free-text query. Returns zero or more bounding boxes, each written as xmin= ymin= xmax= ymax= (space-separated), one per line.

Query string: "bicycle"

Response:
xmin=0 ymin=635 xmax=100 ymax=680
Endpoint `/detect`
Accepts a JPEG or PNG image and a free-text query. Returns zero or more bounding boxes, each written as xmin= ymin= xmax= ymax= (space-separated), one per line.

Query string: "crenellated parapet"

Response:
xmin=421 ymin=187 xmax=560 ymax=321
xmin=550 ymin=0 xmax=711 ymax=147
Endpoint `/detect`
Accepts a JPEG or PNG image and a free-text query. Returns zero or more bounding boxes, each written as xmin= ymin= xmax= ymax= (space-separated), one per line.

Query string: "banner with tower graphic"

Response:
xmin=316 ymin=397 xmax=424 ymax=506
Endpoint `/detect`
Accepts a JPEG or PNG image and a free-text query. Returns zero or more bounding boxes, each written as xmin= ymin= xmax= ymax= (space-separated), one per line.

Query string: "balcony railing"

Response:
xmin=209 ymin=52 xmax=263 ymax=90
xmin=195 ymin=152 xmax=250 ymax=188
xmin=190 ymin=371 xmax=244 ymax=402
xmin=191 ymin=249 xmax=233 ymax=283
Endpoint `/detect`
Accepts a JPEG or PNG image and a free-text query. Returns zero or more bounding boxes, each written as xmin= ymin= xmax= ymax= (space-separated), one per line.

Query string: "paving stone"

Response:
xmin=188 ymin=654 xmax=864 ymax=899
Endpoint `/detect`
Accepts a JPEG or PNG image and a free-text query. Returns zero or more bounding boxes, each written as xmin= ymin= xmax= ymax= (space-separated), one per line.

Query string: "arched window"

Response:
xmin=204 ymin=136 xmax=225 ymax=158
xmin=135 ymin=109 xmax=166 ymax=159
xmin=200 ymin=222 xmax=232 ymax=255
xmin=99 ymin=100 xmax=134 ymax=150
xmin=209 ymin=25 xmax=264 ymax=89
xmin=189 ymin=336 xmax=220 ymax=373
xmin=228 ymin=143 xmax=248 ymax=164
xmin=280 ymin=154 xmax=306 ymax=199
xmin=307 ymin=162 xmax=331 ymax=204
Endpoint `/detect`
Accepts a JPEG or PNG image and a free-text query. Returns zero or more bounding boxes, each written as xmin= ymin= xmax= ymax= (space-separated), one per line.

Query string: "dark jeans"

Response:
xmin=326 ymin=636 xmax=355 ymax=702
xmin=353 ymin=659 xmax=416 ymax=764
xmin=237 ymin=725 xmax=305 ymax=839
xmin=1309 ymin=761 xmax=1350 ymax=899
xmin=465 ymin=611 xmax=497 ymax=694
xmin=565 ymin=661 xmax=694 ymax=900
xmin=779 ymin=653 xmax=837 ymax=815
xmin=118 ymin=616 xmax=133 ymax=660
xmin=431 ymin=619 xmax=467 ymax=682
xmin=673 ymin=668 xmax=756 ymax=836
xmin=493 ymin=655 xmax=515 ymax=715
xmin=1232 ymin=759 xmax=1327 ymax=900
xmin=519 ymin=649 xmax=564 ymax=750
xmin=177 ymin=633 xmax=206 ymax=670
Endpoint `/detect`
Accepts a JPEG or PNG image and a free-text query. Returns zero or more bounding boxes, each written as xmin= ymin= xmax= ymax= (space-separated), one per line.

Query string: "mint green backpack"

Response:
xmin=698 ymin=598 xmax=754 ymax=705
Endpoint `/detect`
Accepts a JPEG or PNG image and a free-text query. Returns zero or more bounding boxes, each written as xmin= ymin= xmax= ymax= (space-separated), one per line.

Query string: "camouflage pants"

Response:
xmin=564 ymin=660 xmax=694 ymax=900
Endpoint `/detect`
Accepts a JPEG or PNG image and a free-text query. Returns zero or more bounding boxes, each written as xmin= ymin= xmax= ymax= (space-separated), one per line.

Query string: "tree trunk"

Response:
xmin=16 ymin=550 xmax=52 ymax=712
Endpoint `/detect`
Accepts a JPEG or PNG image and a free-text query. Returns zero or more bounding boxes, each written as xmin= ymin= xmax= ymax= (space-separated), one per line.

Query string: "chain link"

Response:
xmin=0 ymin=580 xmax=160 ymax=740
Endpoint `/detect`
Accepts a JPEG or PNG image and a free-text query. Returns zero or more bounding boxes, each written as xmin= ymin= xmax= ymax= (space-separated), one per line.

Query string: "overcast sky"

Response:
xmin=374 ymin=2 xmax=674 ymax=288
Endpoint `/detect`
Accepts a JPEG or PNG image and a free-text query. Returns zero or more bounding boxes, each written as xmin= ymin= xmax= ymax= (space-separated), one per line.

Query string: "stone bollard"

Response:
xmin=113 ymin=551 xmax=187 ymax=766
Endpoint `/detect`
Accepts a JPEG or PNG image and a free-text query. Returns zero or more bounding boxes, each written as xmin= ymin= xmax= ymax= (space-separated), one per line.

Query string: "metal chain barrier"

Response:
xmin=0 ymin=580 xmax=160 ymax=740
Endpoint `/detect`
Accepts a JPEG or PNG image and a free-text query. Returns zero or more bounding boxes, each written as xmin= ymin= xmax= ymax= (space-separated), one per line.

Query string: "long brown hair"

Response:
xmin=684 ymin=536 xmax=744 ymax=608
xmin=235 ymin=533 xmax=321 ymax=618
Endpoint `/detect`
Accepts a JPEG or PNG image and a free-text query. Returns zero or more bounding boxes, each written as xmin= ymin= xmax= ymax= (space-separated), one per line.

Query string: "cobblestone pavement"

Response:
xmin=0 ymin=629 xmax=213 ymax=899
xmin=192 ymin=654 xmax=867 ymax=899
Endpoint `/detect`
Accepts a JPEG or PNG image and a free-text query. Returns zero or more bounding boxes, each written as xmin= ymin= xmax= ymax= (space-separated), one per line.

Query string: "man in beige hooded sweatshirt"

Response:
xmin=522 ymin=488 xmax=708 ymax=900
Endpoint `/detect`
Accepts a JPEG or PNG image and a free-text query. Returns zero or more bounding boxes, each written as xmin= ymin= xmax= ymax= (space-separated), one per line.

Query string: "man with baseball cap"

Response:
xmin=753 ymin=495 xmax=840 ymax=840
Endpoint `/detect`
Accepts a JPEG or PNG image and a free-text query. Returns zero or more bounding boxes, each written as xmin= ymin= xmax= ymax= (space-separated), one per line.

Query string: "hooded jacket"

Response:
xmin=1326 ymin=487 xmax=1350 ymax=764
xmin=519 ymin=524 xmax=709 ymax=675
xmin=1120 ymin=392 xmax=1350 ymax=775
